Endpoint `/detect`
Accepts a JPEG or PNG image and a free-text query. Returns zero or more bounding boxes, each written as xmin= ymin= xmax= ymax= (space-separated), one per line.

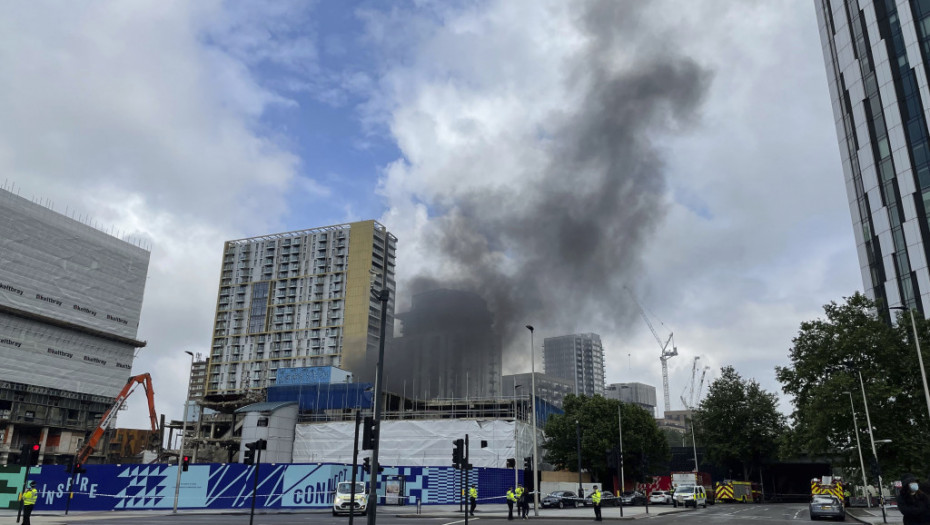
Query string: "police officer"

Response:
xmin=22 ymin=480 xmax=38 ymax=525
xmin=469 ymin=484 xmax=478 ymax=516
xmin=516 ymin=484 xmax=528 ymax=519
xmin=591 ymin=485 xmax=603 ymax=521
xmin=506 ymin=487 xmax=517 ymax=520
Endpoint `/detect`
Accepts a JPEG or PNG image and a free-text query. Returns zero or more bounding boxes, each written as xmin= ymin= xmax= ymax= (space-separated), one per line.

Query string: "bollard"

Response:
xmin=416 ymin=496 xmax=421 ymax=514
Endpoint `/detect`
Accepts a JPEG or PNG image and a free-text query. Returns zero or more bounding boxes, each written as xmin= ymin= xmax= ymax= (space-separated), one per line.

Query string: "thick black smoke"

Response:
xmin=401 ymin=2 xmax=712 ymax=370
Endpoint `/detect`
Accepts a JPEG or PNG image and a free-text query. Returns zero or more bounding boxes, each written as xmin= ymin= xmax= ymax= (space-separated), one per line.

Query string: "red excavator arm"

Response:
xmin=75 ymin=373 xmax=158 ymax=464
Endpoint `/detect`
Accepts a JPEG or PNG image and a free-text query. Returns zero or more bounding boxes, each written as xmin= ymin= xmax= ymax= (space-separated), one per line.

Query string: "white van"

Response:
xmin=333 ymin=481 xmax=368 ymax=516
xmin=672 ymin=484 xmax=707 ymax=508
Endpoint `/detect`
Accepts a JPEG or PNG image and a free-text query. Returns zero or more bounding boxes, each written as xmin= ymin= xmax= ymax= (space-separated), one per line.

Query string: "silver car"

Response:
xmin=809 ymin=494 xmax=845 ymax=521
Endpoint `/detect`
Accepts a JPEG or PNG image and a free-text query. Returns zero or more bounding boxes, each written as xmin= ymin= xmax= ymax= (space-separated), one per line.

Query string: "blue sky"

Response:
xmin=0 ymin=1 xmax=862 ymax=428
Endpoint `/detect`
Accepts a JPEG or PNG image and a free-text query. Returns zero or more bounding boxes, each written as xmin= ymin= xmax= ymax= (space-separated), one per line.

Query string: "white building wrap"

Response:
xmin=293 ymin=419 xmax=541 ymax=468
xmin=0 ymin=189 xmax=150 ymax=397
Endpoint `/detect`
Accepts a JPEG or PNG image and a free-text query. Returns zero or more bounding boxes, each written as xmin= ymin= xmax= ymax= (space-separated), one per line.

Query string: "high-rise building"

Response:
xmin=605 ymin=382 xmax=657 ymax=417
xmin=542 ymin=333 xmax=605 ymax=397
xmin=386 ymin=289 xmax=501 ymax=400
xmin=206 ymin=220 xmax=396 ymax=397
xmin=0 ymin=188 xmax=151 ymax=465
xmin=818 ymin=0 xmax=930 ymax=316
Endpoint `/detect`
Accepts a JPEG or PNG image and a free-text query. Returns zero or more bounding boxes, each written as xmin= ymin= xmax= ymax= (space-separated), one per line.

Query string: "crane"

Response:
xmin=626 ymin=288 xmax=678 ymax=414
xmin=695 ymin=366 xmax=711 ymax=406
xmin=75 ymin=373 xmax=158 ymax=464
xmin=681 ymin=357 xmax=701 ymax=411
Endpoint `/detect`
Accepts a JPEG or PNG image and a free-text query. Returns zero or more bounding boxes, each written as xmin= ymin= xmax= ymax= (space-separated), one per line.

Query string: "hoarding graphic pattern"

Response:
xmin=0 ymin=463 xmax=520 ymax=510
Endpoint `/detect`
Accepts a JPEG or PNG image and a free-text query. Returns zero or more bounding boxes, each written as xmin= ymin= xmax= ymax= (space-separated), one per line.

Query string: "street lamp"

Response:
xmin=513 ymin=384 xmax=522 ymax=489
xmin=173 ymin=351 xmax=195 ymax=514
xmin=889 ymin=306 xmax=930 ymax=424
xmin=525 ymin=325 xmax=540 ymax=516
xmin=853 ymin=366 xmax=887 ymax=524
xmin=617 ymin=400 xmax=625 ymax=518
xmin=575 ymin=420 xmax=582 ymax=499
xmin=842 ymin=391 xmax=870 ymax=508
xmin=367 ymin=277 xmax=391 ymax=525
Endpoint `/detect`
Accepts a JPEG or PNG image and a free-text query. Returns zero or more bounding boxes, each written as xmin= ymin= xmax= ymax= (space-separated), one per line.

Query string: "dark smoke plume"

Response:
xmin=401 ymin=2 xmax=712 ymax=370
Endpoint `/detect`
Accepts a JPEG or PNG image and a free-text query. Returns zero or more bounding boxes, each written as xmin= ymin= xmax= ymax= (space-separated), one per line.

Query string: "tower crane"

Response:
xmin=626 ymin=288 xmax=678 ymax=414
xmin=695 ymin=366 xmax=711 ymax=406
xmin=681 ymin=357 xmax=701 ymax=411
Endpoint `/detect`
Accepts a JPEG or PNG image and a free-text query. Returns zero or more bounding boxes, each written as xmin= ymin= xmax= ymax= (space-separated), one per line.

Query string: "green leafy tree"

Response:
xmin=543 ymin=394 xmax=668 ymax=483
xmin=693 ymin=366 xmax=786 ymax=480
xmin=776 ymin=292 xmax=930 ymax=480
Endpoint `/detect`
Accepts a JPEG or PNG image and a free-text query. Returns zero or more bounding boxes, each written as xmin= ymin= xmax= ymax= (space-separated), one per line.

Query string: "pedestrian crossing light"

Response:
xmin=182 ymin=456 xmax=191 ymax=472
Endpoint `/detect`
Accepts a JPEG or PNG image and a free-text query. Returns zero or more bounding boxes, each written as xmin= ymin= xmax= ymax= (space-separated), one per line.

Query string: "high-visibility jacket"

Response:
xmin=507 ymin=490 xmax=517 ymax=502
xmin=22 ymin=488 xmax=37 ymax=506
xmin=591 ymin=490 xmax=602 ymax=505
xmin=469 ymin=487 xmax=478 ymax=499
xmin=515 ymin=487 xmax=525 ymax=500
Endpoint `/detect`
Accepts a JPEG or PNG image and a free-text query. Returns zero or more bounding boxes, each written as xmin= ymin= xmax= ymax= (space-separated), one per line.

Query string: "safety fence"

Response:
xmin=0 ymin=463 xmax=520 ymax=511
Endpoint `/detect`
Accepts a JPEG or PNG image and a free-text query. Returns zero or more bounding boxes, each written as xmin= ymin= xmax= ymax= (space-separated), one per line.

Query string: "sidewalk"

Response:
xmin=848 ymin=506 xmax=904 ymax=525
xmin=0 ymin=503 xmax=685 ymax=523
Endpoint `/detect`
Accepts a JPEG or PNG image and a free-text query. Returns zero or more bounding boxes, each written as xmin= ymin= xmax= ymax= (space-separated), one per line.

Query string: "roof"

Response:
xmin=234 ymin=401 xmax=298 ymax=414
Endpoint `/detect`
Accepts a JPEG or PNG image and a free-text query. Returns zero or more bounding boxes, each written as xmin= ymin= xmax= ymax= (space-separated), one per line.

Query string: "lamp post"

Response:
xmin=890 ymin=306 xmax=930 ymax=423
xmin=367 ymin=283 xmax=390 ymax=525
xmin=173 ymin=351 xmax=195 ymax=514
xmin=842 ymin=390 xmax=870 ymax=508
xmin=854 ymin=367 xmax=887 ymax=524
xmin=617 ymin=402 xmax=625 ymax=518
xmin=525 ymin=325 xmax=540 ymax=517
xmin=575 ymin=420 xmax=583 ymax=498
xmin=513 ymin=384 xmax=522 ymax=489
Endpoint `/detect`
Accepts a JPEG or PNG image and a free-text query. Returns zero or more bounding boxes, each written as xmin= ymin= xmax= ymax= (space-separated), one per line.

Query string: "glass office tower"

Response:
xmin=818 ymin=0 xmax=930 ymax=317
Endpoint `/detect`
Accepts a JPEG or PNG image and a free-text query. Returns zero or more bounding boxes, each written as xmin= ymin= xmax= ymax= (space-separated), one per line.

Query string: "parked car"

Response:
xmin=673 ymin=484 xmax=708 ymax=508
xmin=809 ymin=494 xmax=845 ymax=521
xmin=541 ymin=490 xmax=578 ymax=508
xmin=650 ymin=490 xmax=672 ymax=505
xmin=583 ymin=491 xmax=620 ymax=506
xmin=620 ymin=491 xmax=646 ymax=505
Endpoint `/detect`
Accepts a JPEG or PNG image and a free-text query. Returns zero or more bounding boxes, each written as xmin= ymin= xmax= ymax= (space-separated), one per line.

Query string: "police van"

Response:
xmin=333 ymin=481 xmax=368 ymax=516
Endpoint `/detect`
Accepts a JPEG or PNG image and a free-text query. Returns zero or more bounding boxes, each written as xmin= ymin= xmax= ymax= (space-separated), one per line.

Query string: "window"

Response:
xmin=257 ymin=417 xmax=269 ymax=427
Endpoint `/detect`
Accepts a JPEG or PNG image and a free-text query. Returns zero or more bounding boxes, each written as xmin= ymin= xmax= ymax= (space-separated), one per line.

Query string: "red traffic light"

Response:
xmin=31 ymin=445 xmax=39 ymax=451
xmin=183 ymin=456 xmax=190 ymax=461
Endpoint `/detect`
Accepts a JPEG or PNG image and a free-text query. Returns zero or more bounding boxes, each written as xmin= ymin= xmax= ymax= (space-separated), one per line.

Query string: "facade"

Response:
xmin=206 ymin=221 xmax=396 ymax=397
xmin=501 ymin=372 xmax=574 ymax=409
xmin=385 ymin=289 xmax=501 ymax=401
xmin=818 ymin=0 xmax=930 ymax=317
xmin=0 ymin=188 xmax=151 ymax=465
xmin=605 ymin=382 xmax=658 ymax=417
xmin=542 ymin=333 xmax=606 ymax=396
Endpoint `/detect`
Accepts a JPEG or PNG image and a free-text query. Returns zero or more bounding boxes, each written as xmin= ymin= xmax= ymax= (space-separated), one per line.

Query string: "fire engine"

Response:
xmin=715 ymin=480 xmax=755 ymax=502
xmin=811 ymin=476 xmax=844 ymax=501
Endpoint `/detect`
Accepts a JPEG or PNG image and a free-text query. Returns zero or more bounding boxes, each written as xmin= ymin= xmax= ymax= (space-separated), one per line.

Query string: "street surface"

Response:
xmin=0 ymin=502 xmax=906 ymax=525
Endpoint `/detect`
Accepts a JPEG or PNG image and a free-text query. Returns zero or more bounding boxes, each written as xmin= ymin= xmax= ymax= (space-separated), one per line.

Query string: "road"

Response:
xmin=14 ymin=502 xmax=902 ymax=525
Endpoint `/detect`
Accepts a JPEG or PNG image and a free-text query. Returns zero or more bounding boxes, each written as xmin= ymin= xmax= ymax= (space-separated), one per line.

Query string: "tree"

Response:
xmin=694 ymin=366 xmax=786 ymax=481
xmin=776 ymin=292 xmax=930 ymax=480
xmin=543 ymin=394 xmax=668 ymax=483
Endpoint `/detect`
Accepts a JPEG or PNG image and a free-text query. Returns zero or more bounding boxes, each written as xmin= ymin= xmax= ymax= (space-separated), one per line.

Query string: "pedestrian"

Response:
xmin=517 ymin=484 xmax=529 ymax=519
xmin=506 ymin=487 xmax=517 ymax=520
xmin=21 ymin=480 xmax=38 ymax=525
xmin=591 ymin=485 xmax=602 ymax=521
xmin=898 ymin=474 xmax=930 ymax=525
xmin=469 ymin=484 xmax=478 ymax=516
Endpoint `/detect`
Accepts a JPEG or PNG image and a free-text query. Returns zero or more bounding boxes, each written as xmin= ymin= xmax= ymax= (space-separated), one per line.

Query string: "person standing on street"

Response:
xmin=898 ymin=474 xmax=930 ymax=525
xmin=506 ymin=487 xmax=517 ymax=520
xmin=21 ymin=480 xmax=38 ymax=525
xmin=517 ymin=484 xmax=529 ymax=519
xmin=591 ymin=485 xmax=602 ymax=522
xmin=469 ymin=484 xmax=478 ymax=516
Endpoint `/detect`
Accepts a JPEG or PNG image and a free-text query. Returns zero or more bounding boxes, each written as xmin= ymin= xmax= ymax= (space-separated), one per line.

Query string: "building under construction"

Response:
xmin=0 ymin=188 xmax=152 ymax=465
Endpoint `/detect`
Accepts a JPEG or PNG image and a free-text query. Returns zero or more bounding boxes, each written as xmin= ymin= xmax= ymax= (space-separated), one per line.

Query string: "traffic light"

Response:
xmin=20 ymin=444 xmax=40 ymax=466
xmin=243 ymin=443 xmax=256 ymax=465
xmin=523 ymin=456 xmax=532 ymax=470
xmin=363 ymin=457 xmax=371 ymax=473
xmin=74 ymin=463 xmax=86 ymax=474
xmin=452 ymin=439 xmax=464 ymax=469
xmin=182 ymin=456 xmax=191 ymax=472
xmin=362 ymin=416 xmax=376 ymax=450
xmin=506 ymin=458 xmax=516 ymax=468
